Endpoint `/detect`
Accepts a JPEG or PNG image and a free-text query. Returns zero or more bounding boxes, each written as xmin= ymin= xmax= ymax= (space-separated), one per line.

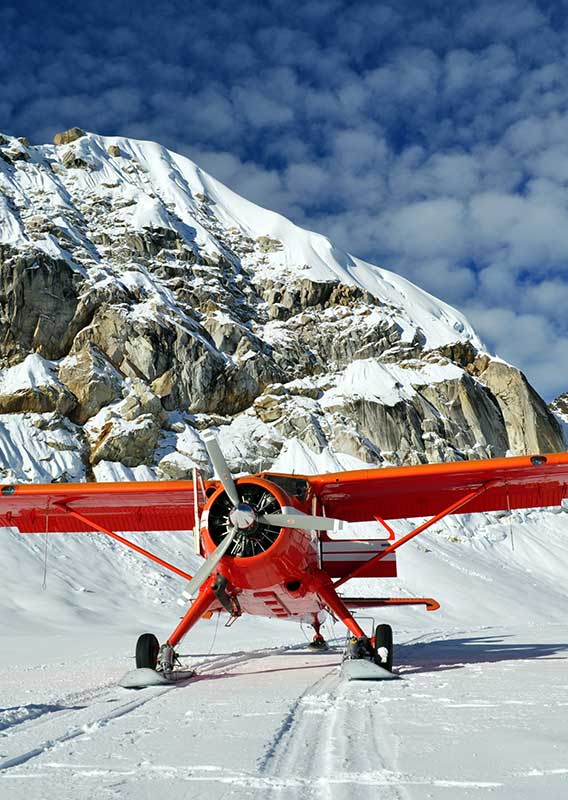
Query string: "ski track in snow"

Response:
xmin=0 ymin=646 xmax=289 ymax=774
xmin=2 ymin=513 xmax=568 ymax=798
xmin=1 ymin=629 xmax=566 ymax=799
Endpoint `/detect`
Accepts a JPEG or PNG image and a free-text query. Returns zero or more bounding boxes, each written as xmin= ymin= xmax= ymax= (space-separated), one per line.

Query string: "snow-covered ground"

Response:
xmin=1 ymin=507 xmax=568 ymax=799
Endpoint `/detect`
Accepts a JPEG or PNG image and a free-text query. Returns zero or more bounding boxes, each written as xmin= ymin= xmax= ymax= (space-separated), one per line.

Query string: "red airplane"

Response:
xmin=1 ymin=434 xmax=567 ymax=682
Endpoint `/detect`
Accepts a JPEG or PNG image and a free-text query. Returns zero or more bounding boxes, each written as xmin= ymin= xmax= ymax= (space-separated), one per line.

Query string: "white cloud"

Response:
xmin=466 ymin=305 xmax=568 ymax=399
xmin=383 ymin=199 xmax=469 ymax=260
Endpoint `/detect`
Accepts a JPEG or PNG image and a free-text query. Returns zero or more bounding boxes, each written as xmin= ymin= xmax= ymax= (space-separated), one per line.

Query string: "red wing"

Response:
xmin=0 ymin=479 xmax=216 ymax=533
xmin=306 ymin=453 xmax=568 ymax=523
xmin=3 ymin=452 xmax=568 ymax=534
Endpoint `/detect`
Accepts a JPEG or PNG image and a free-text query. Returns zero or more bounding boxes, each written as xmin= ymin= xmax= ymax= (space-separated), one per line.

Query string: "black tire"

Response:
xmin=136 ymin=633 xmax=159 ymax=669
xmin=374 ymin=624 xmax=393 ymax=671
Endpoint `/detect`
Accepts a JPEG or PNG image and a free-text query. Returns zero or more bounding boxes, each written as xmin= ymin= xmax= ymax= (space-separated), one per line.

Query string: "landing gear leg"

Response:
xmin=311 ymin=572 xmax=395 ymax=670
xmin=311 ymin=573 xmax=367 ymax=640
xmin=166 ymin=580 xmax=217 ymax=648
xmin=311 ymin=571 xmax=379 ymax=662
xmin=308 ymin=615 xmax=327 ymax=649
xmin=131 ymin=580 xmax=216 ymax=678
xmin=156 ymin=643 xmax=177 ymax=674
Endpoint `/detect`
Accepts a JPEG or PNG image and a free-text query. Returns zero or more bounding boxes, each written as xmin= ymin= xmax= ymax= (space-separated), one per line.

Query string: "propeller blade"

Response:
xmin=203 ymin=431 xmax=240 ymax=508
xmin=178 ymin=528 xmax=238 ymax=601
xmin=258 ymin=512 xmax=348 ymax=532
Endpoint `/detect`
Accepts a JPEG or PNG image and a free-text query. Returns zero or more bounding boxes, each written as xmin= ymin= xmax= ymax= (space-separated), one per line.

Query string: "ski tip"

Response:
xmin=119 ymin=667 xmax=196 ymax=689
xmin=119 ymin=668 xmax=172 ymax=689
xmin=341 ymin=660 xmax=398 ymax=681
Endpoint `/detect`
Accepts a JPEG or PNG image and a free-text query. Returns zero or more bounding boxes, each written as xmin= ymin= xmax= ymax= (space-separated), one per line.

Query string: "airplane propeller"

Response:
xmin=256 ymin=511 xmax=346 ymax=532
xmin=203 ymin=431 xmax=240 ymax=508
xmin=179 ymin=433 xmax=348 ymax=602
xmin=179 ymin=524 xmax=239 ymax=602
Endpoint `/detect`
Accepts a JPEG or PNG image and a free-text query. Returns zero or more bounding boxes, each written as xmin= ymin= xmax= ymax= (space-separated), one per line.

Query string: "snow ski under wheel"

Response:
xmin=341 ymin=659 xmax=398 ymax=681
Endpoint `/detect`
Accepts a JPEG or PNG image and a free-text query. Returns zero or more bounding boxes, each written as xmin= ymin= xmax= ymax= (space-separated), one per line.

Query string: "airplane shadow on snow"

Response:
xmin=397 ymin=634 xmax=568 ymax=674
xmin=177 ymin=636 xmax=568 ymax=681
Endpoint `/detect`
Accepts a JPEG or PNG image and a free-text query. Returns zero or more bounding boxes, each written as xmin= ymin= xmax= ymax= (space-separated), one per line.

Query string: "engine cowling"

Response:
xmin=200 ymin=476 xmax=318 ymax=590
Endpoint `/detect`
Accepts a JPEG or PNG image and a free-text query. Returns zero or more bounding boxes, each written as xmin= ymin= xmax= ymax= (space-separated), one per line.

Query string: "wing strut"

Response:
xmin=53 ymin=504 xmax=193 ymax=581
xmin=333 ymin=480 xmax=500 ymax=589
xmin=373 ymin=515 xmax=396 ymax=540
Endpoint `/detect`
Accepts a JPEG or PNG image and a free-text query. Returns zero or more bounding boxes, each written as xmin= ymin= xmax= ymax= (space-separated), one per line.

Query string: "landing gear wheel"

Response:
xmin=373 ymin=624 xmax=393 ymax=671
xmin=309 ymin=633 xmax=327 ymax=650
xmin=136 ymin=633 xmax=160 ymax=669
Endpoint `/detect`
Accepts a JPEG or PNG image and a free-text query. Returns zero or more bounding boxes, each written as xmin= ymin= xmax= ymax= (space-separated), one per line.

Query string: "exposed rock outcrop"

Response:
xmin=476 ymin=360 xmax=563 ymax=454
xmin=0 ymin=354 xmax=76 ymax=416
xmin=550 ymin=392 xmax=568 ymax=421
xmin=53 ymin=127 xmax=87 ymax=145
xmin=0 ymin=251 xmax=82 ymax=362
xmin=85 ymin=380 xmax=167 ymax=467
xmin=59 ymin=343 xmax=124 ymax=424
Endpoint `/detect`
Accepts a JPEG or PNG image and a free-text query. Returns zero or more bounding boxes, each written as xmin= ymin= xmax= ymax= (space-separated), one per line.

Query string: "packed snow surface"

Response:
xmin=1 ymin=488 xmax=568 ymax=798
xmin=321 ymin=358 xmax=464 ymax=407
xmin=0 ymin=353 xmax=59 ymax=394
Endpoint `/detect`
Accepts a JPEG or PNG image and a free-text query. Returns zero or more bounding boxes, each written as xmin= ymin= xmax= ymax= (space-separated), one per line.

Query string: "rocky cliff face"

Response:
xmin=0 ymin=129 xmax=564 ymax=485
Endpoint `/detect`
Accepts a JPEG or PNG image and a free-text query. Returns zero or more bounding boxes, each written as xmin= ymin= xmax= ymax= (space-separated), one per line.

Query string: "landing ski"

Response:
xmin=119 ymin=667 xmax=195 ymax=689
xmin=341 ymin=659 xmax=397 ymax=681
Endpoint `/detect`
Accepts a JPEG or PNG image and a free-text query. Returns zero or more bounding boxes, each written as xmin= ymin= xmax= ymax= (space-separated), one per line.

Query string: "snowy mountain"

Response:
xmin=1 ymin=129 xmax=568 ymax=796
xmin=0 ymin=128 xmax=563 ymax=488
xmin=550 ymin=391 xmax=568 ymax=440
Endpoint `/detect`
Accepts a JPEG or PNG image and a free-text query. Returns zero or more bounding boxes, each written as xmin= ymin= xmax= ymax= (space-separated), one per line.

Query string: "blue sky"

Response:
xmin=2 ymin=0 xmax=567 ymax=400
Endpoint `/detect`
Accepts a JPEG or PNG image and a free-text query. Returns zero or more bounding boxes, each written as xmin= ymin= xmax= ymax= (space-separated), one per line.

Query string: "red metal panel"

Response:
xmin=2 ymin=452 xmax=568 ymax=534
xmin=307 ymin=453 xmax=568 ymax=522
xmin=0 ymin=480 xmax=210 ymax=533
